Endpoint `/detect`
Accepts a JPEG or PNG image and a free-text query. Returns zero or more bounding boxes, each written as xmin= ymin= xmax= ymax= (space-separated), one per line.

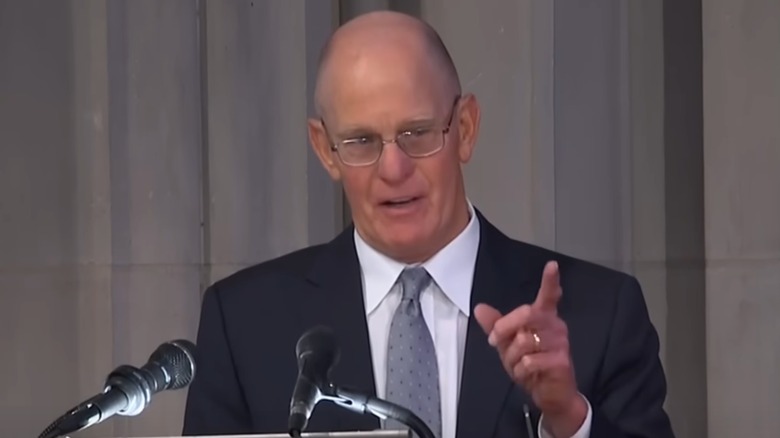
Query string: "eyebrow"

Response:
xmin=399 ymin=117 xmax=437 ymax=129
xmin=334 ymin=116 xmax=438 ymax=139
xmin=334 ymin=127 xmax=377 ymax=140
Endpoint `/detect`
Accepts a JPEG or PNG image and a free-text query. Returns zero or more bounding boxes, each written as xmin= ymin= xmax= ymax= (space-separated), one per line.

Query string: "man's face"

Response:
xmin=310 ymin=44 xmax=479 ymax=262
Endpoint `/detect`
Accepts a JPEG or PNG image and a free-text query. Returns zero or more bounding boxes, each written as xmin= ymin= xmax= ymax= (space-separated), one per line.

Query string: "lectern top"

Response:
xmin=121 ymin=431 xmax=411 ymax=438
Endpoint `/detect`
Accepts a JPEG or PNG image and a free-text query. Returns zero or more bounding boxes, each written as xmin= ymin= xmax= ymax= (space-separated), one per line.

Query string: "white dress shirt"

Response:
xmin=353 ymin=202 xmax=591 ymax=438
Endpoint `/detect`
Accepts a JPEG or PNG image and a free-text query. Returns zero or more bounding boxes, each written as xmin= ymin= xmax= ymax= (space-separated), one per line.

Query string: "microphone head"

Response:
xmin=288 ymin=326 xmax=339 ymax=435
xmin=295 ymin=326 xmax=339 ymax=383
xmin=148 ymin=339 xmax=196 ymax=390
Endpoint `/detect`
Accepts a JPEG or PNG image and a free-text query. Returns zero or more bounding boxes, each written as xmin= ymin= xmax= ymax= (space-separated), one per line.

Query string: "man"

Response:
xmin=182 ymin=11 xmax=675 ymax=438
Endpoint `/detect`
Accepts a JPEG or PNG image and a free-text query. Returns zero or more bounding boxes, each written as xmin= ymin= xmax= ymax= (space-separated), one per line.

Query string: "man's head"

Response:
xmin=308 ymin=11 xmax=481 ymax=263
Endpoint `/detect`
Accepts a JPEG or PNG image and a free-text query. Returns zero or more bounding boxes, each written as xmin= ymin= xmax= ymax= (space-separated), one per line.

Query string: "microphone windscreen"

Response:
xmin=148 ymin=339 xmax=196 ymax=390
xmin=295 ymin=326 xmax=339 ymax=377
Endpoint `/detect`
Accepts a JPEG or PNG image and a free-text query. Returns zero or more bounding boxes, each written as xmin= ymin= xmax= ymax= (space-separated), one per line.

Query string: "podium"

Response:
xmin=123 ymin=433 xmax=411 ymax=438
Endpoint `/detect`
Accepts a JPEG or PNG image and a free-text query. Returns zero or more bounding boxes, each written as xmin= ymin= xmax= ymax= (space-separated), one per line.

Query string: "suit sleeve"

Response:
xmin=182 ymin=285 xmax=253 ymax=435
xmin=589 ymin=276 xmax=676 ymax=438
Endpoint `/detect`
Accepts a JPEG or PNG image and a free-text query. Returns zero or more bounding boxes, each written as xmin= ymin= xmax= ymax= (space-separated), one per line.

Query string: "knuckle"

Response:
xmin=504 ymin=347 xmax=516 ymax=364
xmin=493 ymin=319 xmax=509 ymax=337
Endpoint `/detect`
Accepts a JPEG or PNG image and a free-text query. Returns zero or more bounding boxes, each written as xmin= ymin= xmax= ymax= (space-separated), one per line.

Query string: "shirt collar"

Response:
xmin=354 ymin=201 xmax=480 ymax=317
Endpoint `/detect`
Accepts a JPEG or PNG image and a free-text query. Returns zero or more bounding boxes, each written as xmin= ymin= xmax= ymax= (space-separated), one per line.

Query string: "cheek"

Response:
xmin=340 ymin=169 xmax=374 ymax=207
xmin=417 ymin=156 xmax=460 ymax=199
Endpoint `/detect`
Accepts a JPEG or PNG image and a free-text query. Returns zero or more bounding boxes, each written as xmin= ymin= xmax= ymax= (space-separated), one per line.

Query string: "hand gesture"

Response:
xmin=475 ymin=261 xmax=587 ymax=437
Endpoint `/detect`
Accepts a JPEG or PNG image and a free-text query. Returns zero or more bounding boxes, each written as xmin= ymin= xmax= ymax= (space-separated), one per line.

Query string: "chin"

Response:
xmin=376 ymin=223 xmax=436 ymax=261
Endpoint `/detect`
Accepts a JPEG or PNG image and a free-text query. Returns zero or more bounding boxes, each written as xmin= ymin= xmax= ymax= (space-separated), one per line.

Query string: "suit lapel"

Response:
xmin=305 ymin=226 xmax=380 ymax=431
xmin=456 ymin=213 xmax=538 ymax=438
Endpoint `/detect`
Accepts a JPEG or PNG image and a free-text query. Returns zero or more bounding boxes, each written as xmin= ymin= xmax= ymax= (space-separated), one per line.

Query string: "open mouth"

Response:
xmin=381 ymin=196 xmax=421 ymax=207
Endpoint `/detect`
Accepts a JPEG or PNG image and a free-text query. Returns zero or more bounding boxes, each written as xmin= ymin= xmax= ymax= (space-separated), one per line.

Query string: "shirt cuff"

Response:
xmin=537 ymin=394 xmax=592 ymax=438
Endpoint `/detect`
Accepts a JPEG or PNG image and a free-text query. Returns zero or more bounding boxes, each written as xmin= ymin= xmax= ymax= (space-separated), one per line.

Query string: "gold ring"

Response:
xmin=531 ymin=331 xmax=541 ymax=352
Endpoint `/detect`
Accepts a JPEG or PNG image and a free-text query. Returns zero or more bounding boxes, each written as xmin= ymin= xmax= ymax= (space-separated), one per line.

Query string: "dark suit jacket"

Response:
xmin=182 ymin=211 xmax=675 ymax=437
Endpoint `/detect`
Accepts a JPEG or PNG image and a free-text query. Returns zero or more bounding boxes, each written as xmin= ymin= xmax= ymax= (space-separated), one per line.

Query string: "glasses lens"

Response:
xmin=339 ymin=138 xmax=381 ymax=165
xmin=398 ymin=130 xmax=442 ymax=157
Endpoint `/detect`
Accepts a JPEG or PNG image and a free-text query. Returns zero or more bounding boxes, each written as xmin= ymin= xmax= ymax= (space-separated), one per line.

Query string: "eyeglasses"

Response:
xmin=321 ymin=95 xmax=461 ymax=167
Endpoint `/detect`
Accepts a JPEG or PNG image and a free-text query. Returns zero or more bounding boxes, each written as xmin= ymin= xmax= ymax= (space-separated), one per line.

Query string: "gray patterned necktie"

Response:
xmin=384 ymin=267 xmax=442 ymax=438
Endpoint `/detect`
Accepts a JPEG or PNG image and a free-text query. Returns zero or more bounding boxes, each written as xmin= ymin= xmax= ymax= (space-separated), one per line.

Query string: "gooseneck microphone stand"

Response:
xmin=319 ymin=382 xmax=436 ymax=438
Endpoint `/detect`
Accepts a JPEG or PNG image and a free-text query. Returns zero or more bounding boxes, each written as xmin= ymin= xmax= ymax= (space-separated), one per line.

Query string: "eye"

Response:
xmin=343 ymin=136 xmax=375 ymax=146
xmin=407 ymin=127 xmax=432 ymax=137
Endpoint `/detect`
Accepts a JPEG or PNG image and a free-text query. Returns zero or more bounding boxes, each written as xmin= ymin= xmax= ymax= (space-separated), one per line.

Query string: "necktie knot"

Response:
xmin=399 ymin=266 xmax=432 ymax=302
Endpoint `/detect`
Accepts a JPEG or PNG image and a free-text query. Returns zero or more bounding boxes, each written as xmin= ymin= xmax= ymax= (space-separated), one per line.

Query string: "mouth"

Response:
xmin=380 ymin=196 xmax=422 ymax=207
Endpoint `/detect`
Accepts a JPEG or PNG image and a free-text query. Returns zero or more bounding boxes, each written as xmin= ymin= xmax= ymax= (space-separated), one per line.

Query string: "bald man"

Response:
xmin=182 ymin=11 xmax=675 ymax=438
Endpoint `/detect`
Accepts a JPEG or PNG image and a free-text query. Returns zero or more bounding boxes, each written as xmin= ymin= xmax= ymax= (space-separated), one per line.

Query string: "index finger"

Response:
xmin=533 ymin=261 xmax=561 ymax=313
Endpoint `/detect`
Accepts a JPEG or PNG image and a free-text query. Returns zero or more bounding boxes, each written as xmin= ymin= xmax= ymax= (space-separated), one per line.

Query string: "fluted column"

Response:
xmin=703 ymin=0 xmax=780 ymax=436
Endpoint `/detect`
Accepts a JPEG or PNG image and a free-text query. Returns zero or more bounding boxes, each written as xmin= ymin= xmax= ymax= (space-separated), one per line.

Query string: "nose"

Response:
xmin=376 ymin=141 xmax=415 ymax=184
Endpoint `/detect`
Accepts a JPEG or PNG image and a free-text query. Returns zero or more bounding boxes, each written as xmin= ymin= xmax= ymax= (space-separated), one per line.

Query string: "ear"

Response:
xmin=455 ymin=93 xmax=481 ymax=164
xmin=308 ymin=118 xmax=342 ymax=181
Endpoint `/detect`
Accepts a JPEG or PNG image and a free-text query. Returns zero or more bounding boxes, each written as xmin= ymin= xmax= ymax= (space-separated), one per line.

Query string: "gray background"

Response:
xmin=0 ymin=0 xmax=777 ymax=437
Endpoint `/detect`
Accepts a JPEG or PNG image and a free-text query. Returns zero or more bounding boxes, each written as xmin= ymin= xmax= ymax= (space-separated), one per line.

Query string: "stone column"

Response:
xmin=662 ymin=0 xmax=708 ymax=436
xmin=202 ymin=0 xmax=341 ymax=284
xmin=100 ymin=1 xmax=205 ymax=434
xmin=703 ymin=0 xmax=780 ymax=436
xmin=0 ymin=0 xmax=81 ymax=435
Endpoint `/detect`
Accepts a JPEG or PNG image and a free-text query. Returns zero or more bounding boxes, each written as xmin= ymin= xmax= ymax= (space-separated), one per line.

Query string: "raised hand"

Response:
xmin=474 ymin=261 xmax=587 ymax=437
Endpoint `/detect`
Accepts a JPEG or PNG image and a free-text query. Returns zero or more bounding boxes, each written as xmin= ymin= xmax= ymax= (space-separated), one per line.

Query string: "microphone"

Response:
xmin=288 ymin=326 xmax=339 ymax=437
xmin=38 ymin=339 xmax=196 ymax=438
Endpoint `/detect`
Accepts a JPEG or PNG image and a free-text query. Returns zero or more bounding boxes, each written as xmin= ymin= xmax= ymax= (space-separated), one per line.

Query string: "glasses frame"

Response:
xmin=320 ymin=95 xmax=461 ymax=167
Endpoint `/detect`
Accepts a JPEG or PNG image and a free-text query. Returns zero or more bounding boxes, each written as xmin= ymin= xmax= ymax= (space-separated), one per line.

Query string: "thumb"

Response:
xmin=474 ymin=303 xmax=503 ymax=336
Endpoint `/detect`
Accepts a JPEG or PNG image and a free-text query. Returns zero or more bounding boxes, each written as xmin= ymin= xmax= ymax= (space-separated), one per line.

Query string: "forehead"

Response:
xmin=323 ymin=43 xmax=447 ymax=131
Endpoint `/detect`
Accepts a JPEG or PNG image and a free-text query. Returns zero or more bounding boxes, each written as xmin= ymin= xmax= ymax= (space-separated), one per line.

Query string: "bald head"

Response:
xmin=314 ymin=11 xmax=461 ymax=118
